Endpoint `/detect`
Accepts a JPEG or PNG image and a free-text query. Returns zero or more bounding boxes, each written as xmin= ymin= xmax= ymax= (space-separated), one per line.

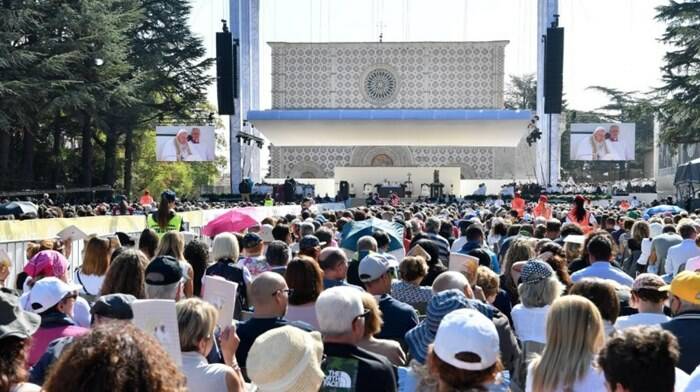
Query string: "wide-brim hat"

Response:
xmin=404 ymin=289 xmax=472 ymax=363
xmin=247 ymin=326 xmax=325 ymax=392
xmin=0 ymin=291 xmax=40 ymax=339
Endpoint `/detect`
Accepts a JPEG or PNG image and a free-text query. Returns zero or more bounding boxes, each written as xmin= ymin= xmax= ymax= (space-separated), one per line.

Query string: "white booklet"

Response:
xmin=564 ymin=235 xmax=585 ymax=245
xmin=449 ymin=253 xmax=479 ymax=280
xmin=131 ymin=299 xmax=182 ymax=366
xmin=56 ymin=225 xmax=88 ymax=241
xmin=202 ymin=275 xmax=238 ymax=329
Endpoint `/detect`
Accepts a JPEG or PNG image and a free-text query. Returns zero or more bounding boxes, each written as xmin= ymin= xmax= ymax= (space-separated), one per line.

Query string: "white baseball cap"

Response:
xmin=315 ymin=286 xmax=364 ymax=335
xmin=433 ymin=308 xmax=499 ymax=371
xmin=358 ymin=253 xmax=391 ymax=283
xmin=21 ymin=277 xmax=81 ymax=314
xmin=260 ymin=224 xmax=275 ymax=243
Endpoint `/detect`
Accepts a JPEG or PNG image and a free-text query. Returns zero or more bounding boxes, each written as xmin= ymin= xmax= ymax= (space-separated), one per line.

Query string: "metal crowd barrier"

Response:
xmin=1 ymin=227 xmax=202 ymax=291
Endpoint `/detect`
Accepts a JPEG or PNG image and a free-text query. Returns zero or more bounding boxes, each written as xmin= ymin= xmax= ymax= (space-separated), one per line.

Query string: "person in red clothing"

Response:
xmin=533 ymin=195 xmax=553 ymax=220
xmin=390 ymin=192 xmax=400 ymax=207
xmin=21 ymin=277 xmax=88 ymax=367
xmin=511 ymin=192 xmax=526 ymax=219
xmin=566 ymin=195 xmax=597 ymax=234
xmin=619 ymin=199 xmax=631 ymax=211
xmin=139 ymin=189 xmax=154 ymax=206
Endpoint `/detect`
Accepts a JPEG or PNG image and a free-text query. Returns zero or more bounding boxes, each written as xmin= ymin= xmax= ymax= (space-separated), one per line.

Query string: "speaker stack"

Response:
xmin=216 ymin=22 xmax=237 ymax=115
xmin=544 ymin=25 xmax=564 ymax=114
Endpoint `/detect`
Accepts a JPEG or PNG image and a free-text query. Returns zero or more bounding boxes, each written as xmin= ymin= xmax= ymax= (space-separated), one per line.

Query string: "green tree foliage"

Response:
xmin=504 ymin=73 xmax=537 ymax=110
xmin=0 ymin=0 xmax=217 ymax=197
xmin=656 ymin=0 xmax=700 ymax=145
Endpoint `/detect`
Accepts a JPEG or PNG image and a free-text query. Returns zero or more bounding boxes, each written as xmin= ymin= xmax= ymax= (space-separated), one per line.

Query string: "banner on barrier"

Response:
xmin=0 ymin=203 xmax=346 ymax=242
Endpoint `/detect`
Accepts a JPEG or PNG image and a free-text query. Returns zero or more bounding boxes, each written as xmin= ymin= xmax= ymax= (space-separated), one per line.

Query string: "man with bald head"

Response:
xmin=431 ymin=271 xmax=474 ymax=298
xmin=234 ymin=272 xmax=313 ymax=378
xmin=320 ymin=247 xmax=362 ymax=290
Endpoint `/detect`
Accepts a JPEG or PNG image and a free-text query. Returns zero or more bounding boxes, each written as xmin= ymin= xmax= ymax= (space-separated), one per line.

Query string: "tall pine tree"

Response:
xmin=656 ymin=0 xmax=700 ymax=144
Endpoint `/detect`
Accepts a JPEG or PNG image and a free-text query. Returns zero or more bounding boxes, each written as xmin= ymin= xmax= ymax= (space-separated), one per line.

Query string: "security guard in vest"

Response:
xmin=263 ymin=193 xmax=274 ymax=207
xmin=147 ymin=190 xmax=185 ymax=235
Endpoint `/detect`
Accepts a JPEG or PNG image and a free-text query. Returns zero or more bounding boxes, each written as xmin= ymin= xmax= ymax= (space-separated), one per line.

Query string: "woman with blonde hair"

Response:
xmin=74 ymin=237 xmax=111 ymax=301
xmin=357 ymin=292 xmax=406 ymax=366
xmin=624 ymin=220 xmax=650 ymax=275
xmin=156 ymin=232 xmax=194 ymax=298
xmin=176 ymin=298 xmax=245 ymax=392
xmin=526 ymin=295 xmax=606 ymax=392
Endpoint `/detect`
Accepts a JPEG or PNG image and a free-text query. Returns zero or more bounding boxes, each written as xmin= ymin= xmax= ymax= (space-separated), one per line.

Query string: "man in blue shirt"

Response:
xmin=359 ymin=253 xmax=418 ymax=342
xmin=458 ymin=224 xmax=500 ymax=273
xmin=571 ymin=233 xmax=634 ymax=287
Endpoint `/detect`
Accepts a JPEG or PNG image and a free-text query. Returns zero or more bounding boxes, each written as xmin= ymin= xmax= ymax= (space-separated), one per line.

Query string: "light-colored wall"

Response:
xmin=460 ymin=179 xmax=530 ymax=196
xmin=334 ymin=166 xmax=462 ymax=196
xmin=269 ymin=41 xmax=507 ymax=109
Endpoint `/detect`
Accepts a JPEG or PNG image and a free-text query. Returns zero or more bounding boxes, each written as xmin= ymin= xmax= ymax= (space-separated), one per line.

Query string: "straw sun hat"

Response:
xmin=247 ymin=326 xmax=325 ymax=392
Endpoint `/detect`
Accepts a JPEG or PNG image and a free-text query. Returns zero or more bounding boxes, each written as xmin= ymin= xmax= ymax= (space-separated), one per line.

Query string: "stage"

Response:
xmin=334 ymin=166 xmax=462 ymax=197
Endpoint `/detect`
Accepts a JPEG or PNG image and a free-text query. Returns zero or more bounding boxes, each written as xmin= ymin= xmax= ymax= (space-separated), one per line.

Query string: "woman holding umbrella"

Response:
xmin=566 ymin=195 xmax=597 ymax=234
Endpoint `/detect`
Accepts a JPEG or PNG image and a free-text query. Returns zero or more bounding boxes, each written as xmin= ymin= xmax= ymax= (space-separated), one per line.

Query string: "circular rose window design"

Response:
xmin=362 ymin=67 xmax=398 ymax=105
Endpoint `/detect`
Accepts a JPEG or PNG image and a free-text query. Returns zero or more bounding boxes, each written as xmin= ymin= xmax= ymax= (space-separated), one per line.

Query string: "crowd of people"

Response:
xmin=0 ymin=189 xmax=340 ymax=221
xmin=499 ymin=179 xmax=657 ymax=198
xmin=2 ymin=189 xmax=700 ymax=391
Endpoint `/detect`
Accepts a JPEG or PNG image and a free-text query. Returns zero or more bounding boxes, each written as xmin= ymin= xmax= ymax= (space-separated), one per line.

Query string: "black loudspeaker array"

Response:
xmin=216 ymin=29 xmax=237 ymax=115
xmin=544 ymin=26 xmax=564 ymax=114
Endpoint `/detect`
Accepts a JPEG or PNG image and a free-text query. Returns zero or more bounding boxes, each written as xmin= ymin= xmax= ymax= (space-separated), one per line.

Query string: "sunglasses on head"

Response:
xmin=272 ymin=288 xmax=294 ymax=296
xmin=353 ymin=309 xmax=370 ymax=322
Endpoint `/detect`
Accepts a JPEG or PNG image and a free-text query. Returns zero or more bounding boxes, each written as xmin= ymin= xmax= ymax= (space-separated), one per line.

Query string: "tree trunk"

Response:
xmin=0 ymin=129 xmax=10 ymax=189
xmin=123 ymin=127 xmax=133 ymax=199
xmin=20 ymin=128 xmax=34 ymax=186
xmin=51 ymin=127 xmax=63 ymax=186
xmin=80 ymin=115 xmax=93 ymax=187
xmin=102 ymin=127 xmax=119 ymax=187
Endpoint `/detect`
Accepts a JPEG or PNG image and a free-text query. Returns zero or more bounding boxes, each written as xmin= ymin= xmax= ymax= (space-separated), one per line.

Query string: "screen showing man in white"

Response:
xmin=570 ymin=123 xmax=635 ymax=161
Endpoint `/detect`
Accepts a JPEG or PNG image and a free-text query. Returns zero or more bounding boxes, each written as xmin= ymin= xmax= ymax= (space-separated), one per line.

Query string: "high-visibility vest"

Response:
xmin=147 ymin=213 xmax=183 ymax=236
xmin=263 ymin=199 xmax=274 ymax=207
